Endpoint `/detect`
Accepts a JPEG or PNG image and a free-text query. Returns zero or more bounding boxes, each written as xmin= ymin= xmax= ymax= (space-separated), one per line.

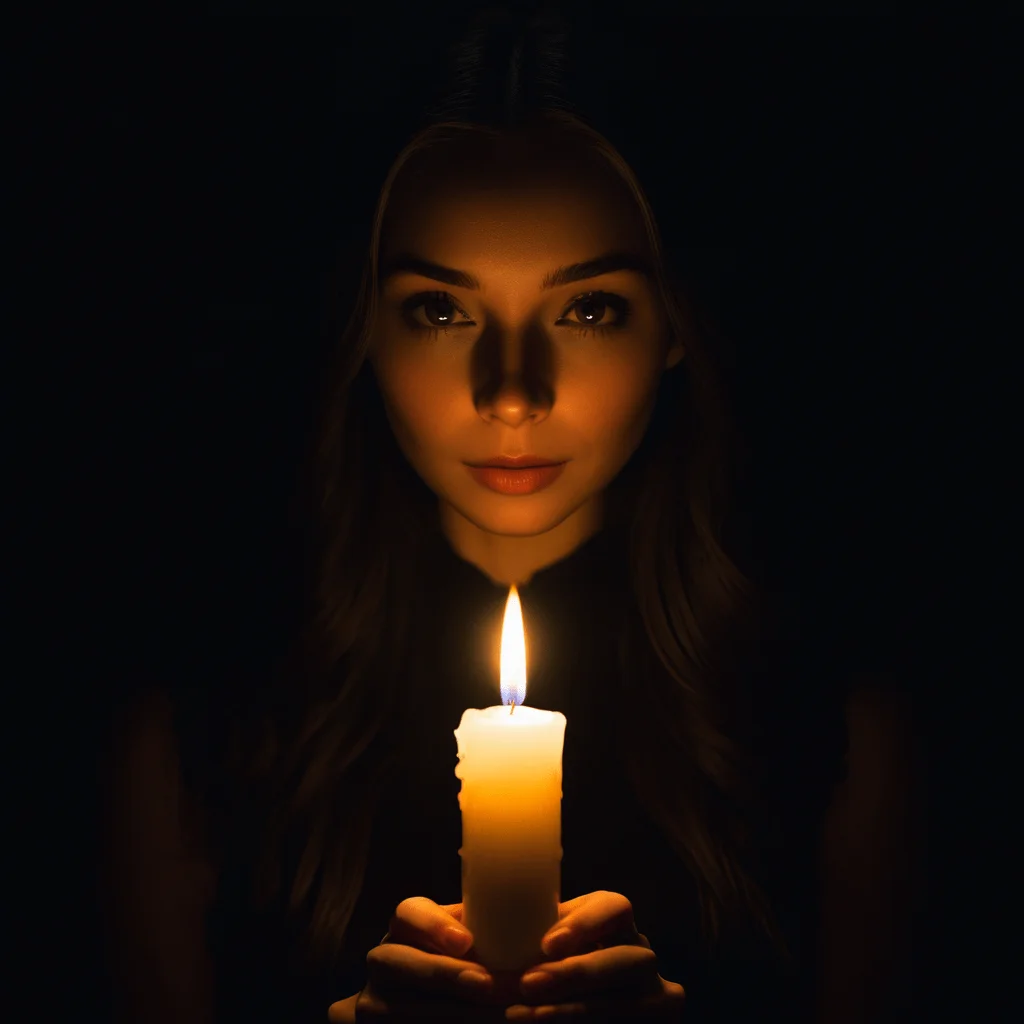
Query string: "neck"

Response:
xmin=439 ymin=496 xmax=604 ymax=587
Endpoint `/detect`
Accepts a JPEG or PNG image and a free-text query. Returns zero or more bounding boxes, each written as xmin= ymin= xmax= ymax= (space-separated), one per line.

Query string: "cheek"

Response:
xmin=565 ymin=355 xmax=662 ymax=453
xmin=372 ymin=347 xmax=465 ymax=455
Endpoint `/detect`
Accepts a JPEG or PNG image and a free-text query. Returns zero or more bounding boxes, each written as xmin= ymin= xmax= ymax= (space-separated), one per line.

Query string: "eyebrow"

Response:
xmin=378 ymin=251 xmax=653 ymax=291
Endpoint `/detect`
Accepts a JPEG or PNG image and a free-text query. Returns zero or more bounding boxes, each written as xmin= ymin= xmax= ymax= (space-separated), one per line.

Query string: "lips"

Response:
xmin=465 ymin=459 xmax=567 ymax=496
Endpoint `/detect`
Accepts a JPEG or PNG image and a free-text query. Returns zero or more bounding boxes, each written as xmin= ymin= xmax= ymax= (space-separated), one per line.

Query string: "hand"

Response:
xmin=506 ymin=891 xmax=685 ymax=1021
xmin=328 ymin=897 xmax=502 ymax=1022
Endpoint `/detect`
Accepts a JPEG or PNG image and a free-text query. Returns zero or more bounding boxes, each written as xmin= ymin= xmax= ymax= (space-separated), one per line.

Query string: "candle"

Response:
xmin=454 ymin=585 xmax=567 ymax=971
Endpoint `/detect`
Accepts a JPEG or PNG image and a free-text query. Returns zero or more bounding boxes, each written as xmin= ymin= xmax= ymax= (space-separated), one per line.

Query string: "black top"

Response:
xmin=204 ymin=524 xmax=848 ymax=1023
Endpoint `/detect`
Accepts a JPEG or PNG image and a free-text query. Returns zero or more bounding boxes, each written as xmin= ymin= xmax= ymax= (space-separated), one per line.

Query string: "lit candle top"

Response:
xmin=500 ymin=583 xmax=526 ymax=708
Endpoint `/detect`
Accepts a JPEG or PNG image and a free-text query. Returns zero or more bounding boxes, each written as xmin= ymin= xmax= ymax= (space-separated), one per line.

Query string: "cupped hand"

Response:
xmin=328 ymin=896 xmax=502 ymax=1022
xmin=506 ymin=891 xmax=685 ymax=1021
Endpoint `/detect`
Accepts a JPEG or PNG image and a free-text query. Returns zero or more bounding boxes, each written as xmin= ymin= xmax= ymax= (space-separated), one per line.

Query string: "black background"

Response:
xmin=18 ymin=11 xmax=1010 ymax=1021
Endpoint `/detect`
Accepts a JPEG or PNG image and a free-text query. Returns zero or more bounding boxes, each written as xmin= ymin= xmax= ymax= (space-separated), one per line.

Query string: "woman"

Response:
xmin=100 ymin=10 xmax=920 ymax=1024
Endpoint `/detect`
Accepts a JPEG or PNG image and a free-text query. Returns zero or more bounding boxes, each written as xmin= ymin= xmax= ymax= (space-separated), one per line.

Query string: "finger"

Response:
xmin=366 ymin=942 xmax=494 ymax=1002
xmin=387 ymin=896 xmax=474 ymax=956
xmin=327 ymin=993 xmax=358 ymax=1023
xmin=541 ymin=892 xmax=640 ymax=957
xmin=520 ymin=945 xmax=660 ymax=1004
xmin=381 ymin=903 xmax=464 ymax=943
xmin=437 ymin=902 xmax=465 ymax=922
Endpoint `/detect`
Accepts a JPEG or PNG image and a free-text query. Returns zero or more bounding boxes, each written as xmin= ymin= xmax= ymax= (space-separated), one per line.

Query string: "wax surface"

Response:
xmin=454 ymin=705 xmax=567 ymax=971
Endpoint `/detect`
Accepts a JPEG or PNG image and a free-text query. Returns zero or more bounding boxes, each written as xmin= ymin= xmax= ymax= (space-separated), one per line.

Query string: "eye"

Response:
xmin=401 ymin=291 xmax=475 ymax=332
xmin=557 ymin=291 xmax=631 ymax=332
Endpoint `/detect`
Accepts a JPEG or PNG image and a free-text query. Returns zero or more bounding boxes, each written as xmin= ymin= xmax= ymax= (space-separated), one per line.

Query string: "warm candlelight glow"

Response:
xmin=500 ymin=585 xmax=527 ymax=707
xmin=455 ymin=581 xmax=565 ymax=970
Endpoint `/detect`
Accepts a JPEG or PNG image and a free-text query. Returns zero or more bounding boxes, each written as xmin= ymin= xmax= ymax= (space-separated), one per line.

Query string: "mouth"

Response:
xmin=466 ymin=455 xmax=565 ymax=469
xmin=464 ymin=460 xmax=568 ymax=496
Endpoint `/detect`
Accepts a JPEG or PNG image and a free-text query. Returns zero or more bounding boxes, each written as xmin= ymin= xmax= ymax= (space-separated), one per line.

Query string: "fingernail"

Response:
xmin=520 ymin=970 xmax=554 ymax=994
xmin=443 ymin=925 xmax=472 ymax=953
xmin=541 ymin=928 xmax=571 ymax=956
xmin=457 ymin=970 xmax=492 ymax=993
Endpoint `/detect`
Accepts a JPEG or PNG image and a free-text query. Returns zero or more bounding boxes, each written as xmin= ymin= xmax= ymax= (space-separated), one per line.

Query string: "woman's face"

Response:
xmin=370 ymin=136 xmax=683 ymax=559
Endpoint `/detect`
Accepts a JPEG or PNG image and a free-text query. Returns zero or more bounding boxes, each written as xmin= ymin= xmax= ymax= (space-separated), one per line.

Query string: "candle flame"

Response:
xmin=500 ymin=585 xmax=527 ymax=706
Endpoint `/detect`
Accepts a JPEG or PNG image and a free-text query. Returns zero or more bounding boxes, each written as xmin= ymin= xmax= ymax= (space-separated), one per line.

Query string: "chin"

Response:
xmin=452 ymin=491 xmax=581 ymax=539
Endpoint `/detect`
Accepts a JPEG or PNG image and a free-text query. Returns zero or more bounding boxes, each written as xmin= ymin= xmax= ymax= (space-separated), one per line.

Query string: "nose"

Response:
xmin=471 ymin=319 xmax=554 ymax=428
xmin=477 ymin=378 xmax=552 ymax=427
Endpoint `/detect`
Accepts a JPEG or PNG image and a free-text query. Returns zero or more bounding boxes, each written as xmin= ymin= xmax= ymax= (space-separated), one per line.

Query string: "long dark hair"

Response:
xmin=192 ymin=7 xmax=795 ymax=974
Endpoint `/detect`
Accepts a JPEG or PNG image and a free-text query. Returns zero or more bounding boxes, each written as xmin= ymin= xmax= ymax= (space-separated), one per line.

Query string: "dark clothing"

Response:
xmin=202 ymin=524 xmax=848 ymax=1023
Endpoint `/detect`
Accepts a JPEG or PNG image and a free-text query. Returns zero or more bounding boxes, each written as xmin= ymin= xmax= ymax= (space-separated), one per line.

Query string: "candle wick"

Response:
xmin=510 ymin=701 xmax=515 ymax=716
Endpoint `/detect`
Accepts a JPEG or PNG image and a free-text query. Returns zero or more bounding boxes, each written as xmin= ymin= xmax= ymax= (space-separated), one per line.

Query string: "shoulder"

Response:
xmin=114 ymin=684 xmax=176 ymax=742
xmin=103 ymin=685 xmax=218 ymax=887
xmin=815 ymin=674 xmax=924 ymax=1017
xmin=105 ymin=686 xmax=177 ymax=784
xmin=101 ymin=686 xmax=219 ymax=1022
xmin=107 ymin=686 xmax=186 ymax=798
xmin=842 ymin=674 xmax=919 ymax=778
xmin=828 ymin=673 xmax=924 ymax=846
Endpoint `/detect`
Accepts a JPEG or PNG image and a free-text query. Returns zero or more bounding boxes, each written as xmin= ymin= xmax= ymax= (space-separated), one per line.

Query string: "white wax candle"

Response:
xmin=453 ymin=585 xmax=567 ymax=971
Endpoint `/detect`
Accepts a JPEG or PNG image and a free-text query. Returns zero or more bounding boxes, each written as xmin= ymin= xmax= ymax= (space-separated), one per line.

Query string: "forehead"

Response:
xmin=380 ymin=135 xmax=650 ymax=269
